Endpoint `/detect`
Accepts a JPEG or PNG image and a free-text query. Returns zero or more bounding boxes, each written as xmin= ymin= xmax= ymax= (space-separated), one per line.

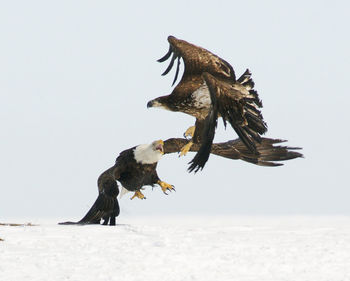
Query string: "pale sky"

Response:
xmin=1 ymin=1 xmax=349 ymax=220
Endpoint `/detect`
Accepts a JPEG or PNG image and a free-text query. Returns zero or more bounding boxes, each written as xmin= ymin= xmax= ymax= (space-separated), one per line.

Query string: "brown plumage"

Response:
xmin=163 ymin=137 xmax=302 ymax=167
xmin=148 ymin=36 xmax=267 ymax=172
xmin=59 ymin=166 xmax=120 ymax=226
xmin=59 ymin=140 xmax=173 ymax=226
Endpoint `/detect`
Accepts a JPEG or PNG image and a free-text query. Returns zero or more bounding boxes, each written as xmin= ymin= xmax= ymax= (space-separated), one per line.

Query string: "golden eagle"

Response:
xmin=60 ymin=137 xmax=302 ymax=226
xmin=147 ymin=36 xmax=267 ymax=172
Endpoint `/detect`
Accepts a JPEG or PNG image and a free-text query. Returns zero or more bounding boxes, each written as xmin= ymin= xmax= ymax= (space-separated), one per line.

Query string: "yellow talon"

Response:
xmin=179 ymin=141 xmax=193 ymax=157
xmin=157 ymin=180 xmax=175 ymax=194
xmin=130 ymin=190 xmax=146 ymax=200
xmin=184 ymin=126 xmax=195 ymax=138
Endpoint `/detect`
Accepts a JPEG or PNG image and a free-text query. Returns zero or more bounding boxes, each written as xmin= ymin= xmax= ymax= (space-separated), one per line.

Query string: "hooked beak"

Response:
xmin=147 ymin=100 xmax=154 ymax=108
xmin=155 ymin=140 xmax=164 ymax=154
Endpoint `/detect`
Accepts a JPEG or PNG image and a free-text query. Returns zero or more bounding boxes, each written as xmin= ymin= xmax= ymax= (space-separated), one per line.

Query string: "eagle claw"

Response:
xmin=179 ymin=141 xmax=193 ymax=157
xmin=183 ymin=126 xmax=195 ymax=140
xmin=130 ymin=190 xmax=146 ymax=200
xmin=164 ymin=185 xmax=176 ymax=195
xmin=157 ymin=180 xmax=175 ymax=195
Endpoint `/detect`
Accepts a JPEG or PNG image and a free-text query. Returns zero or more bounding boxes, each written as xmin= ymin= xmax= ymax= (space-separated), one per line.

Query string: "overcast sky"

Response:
xmin=1 ymin=1 xmax=349 ymax=220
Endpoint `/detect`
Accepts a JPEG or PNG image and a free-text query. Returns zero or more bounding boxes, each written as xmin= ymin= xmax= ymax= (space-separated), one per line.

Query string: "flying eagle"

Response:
xmin=147 ymin=36 xmax=267 ymax=172
xmin=59 ymin=140 xmax=174 ymax=226
xmin=60 ymin=137 xmax=302 ymax=226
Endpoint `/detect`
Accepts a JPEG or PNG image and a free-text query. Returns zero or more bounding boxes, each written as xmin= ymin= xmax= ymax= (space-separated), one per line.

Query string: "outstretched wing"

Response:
xmin=163 ymin=137 xmax=302 ymax=167
xmin=216 ymin=138 xmax=303 ymax=166
xmin=188 ymin=70 xmax=267 ymax=172
xmin=158 ymin=35 xmax=236 ymax=86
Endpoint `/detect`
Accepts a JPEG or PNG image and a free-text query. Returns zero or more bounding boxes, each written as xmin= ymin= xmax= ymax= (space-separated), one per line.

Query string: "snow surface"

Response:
xmin=1 ymin=216 xmax=350 ymax=281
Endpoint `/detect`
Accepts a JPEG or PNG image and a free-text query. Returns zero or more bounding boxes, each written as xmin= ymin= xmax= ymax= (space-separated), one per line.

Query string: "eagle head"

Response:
xmin=152 ymin=139 xmax=164 ymax=155
xmin=147 ymin=97 xmax=167 ymax=109
xmin=134 ymin=140 xmax=164 ymax=164
xmin=147 ymin=95 xmax=177 ymax=112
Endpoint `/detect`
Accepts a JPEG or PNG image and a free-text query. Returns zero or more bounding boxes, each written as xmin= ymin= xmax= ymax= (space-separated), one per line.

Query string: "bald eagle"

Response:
xmin=60 ymin=137 xmax=302 ymax=226
xmin=147 ymin=36 xmax=267 ymax=172
xmin=59 ymin=140 xmax=174 ymax=226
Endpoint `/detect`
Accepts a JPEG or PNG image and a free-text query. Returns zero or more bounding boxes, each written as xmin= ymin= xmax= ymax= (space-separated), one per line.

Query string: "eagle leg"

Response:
xmin=179 ymin=141 xmax=193 ymax=157
xmin=130 ymin=190 xmax=146 ymax=200
xmin=157 ymin=180 xmax=175 ymax=195
xmin=183 ymin=126 xmax=196 ymax=139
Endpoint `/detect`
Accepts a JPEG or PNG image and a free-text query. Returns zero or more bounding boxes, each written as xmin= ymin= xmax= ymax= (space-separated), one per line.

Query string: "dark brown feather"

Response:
xmin=164 ymin=137 xmax=303 ymax=167
xmin=163 ymin=35 xmax=236 ymax=81
xmin=188 ymin=107 xmax=218 ymax=173
xmin=59 ymin=166 xmax=120 ymax=225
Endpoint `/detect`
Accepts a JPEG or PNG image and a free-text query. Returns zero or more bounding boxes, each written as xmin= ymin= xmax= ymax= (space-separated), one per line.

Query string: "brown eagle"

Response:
xmin=60 ymin=137 xmax=302 ymax=226
xmin=147 ymin=36 xmax=267 ymax=172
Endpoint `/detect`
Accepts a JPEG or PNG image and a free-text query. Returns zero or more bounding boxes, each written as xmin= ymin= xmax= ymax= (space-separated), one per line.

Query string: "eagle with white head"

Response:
xmin=59 ymin=140 xmax=174 ymax=226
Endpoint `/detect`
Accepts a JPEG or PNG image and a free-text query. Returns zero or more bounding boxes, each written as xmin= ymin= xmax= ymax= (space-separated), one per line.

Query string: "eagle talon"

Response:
xmin=130 ymin=190 xmax=146 ymax=200
xmin=179 ymin=141 xmax=193 ymax=157
xmin=183 ymin=126 xmax=195 ymax=139
xmin=157 ymin=180 xmax=175 ymax=195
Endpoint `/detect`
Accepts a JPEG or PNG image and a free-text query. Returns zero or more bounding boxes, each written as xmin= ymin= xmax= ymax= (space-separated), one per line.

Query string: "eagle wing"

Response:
xmin=78 ymin=166 xmax=119 ymax=224
xmin=164 ymin=137 xmax=302 ymax=167
xmin=188 ymin=71 xmax=267 ymax=172
xmin=59 ymin=165 xmax=122 ymax=225
xmin=158 ymin=35 xmax=236 ymax=86
xmin=77 ymin=166 xmax=121 ymax=225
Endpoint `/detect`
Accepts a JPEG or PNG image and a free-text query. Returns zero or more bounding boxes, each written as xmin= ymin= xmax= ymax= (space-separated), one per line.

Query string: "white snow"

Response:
xmin=1 ymin=216 xmax=350 ymax=281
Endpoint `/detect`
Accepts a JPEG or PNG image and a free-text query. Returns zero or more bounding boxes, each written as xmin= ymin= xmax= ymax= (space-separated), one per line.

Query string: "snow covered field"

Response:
xmin=1 ymin=216 xmax=350 ymax=281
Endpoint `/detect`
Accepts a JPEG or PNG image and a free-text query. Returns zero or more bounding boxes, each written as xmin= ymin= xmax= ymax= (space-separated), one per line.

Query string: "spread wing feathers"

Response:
xmin=158 ymin=35 xmax=236 ymax=86
xmin=59 ymin=166 xmax=120 ymax=225
xmin=186 ymin=71 xmax=267 ymax=172
xmin=163 ymin=137 xmax=303 ymax=167
xmin=216 ymin=138 xmax=303 ymax=166
xmin=204 ymin=71 xmax=267 ymax=152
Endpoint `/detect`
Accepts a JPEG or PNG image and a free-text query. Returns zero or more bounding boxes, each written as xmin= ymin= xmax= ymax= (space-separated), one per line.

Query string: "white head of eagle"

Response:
xmin=133 ymin=140 xmax=164 ymax=164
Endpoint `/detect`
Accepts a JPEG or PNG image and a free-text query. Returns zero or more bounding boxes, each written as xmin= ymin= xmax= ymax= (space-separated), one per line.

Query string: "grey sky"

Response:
xmin=1 ymin=1 xmax=349 ymax=219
